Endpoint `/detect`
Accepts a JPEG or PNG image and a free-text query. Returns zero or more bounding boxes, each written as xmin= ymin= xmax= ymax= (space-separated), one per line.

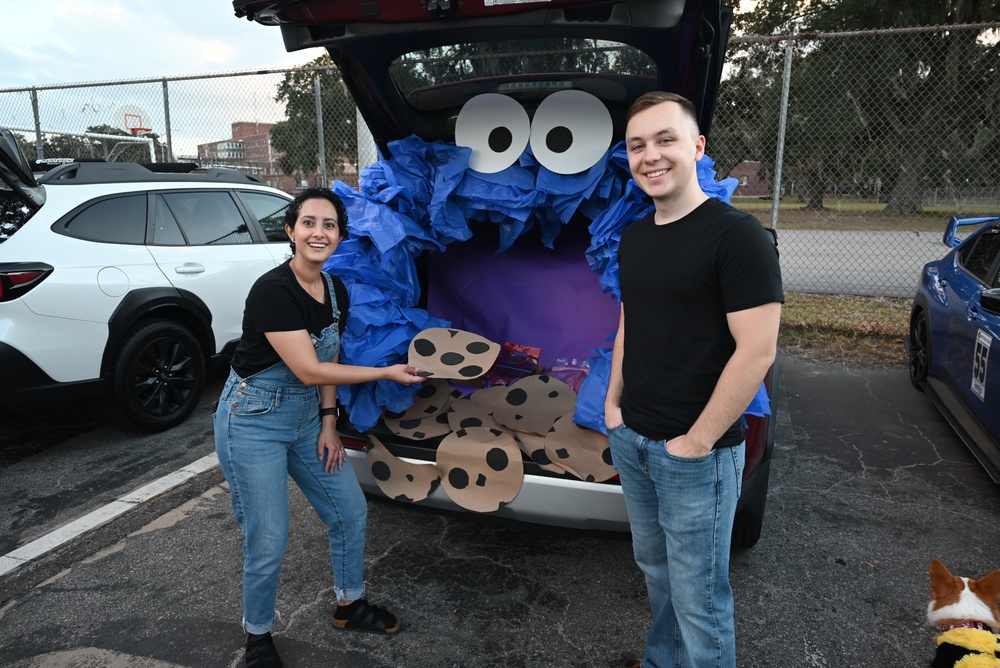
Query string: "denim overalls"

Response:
xmin=214 ymin=272 xmax=367 ymax=635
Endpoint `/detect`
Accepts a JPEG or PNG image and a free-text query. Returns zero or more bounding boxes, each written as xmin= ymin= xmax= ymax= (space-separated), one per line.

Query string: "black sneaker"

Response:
xmin=245 ymin=632 xmax=283 ymax=668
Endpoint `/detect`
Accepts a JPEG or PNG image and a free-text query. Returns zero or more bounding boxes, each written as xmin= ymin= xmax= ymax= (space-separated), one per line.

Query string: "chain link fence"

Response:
xmin=0 ymin=65 xmax=366 ymax=192
xmin=2 ymin=23 xmax=998 ymax=300
xmin=713 ymin=22 xmax=1000 ymax=298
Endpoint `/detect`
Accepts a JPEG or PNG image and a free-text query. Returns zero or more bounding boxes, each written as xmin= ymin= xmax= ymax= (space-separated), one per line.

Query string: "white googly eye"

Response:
xmin=529 ymin=90 xmax=613 ymax=174
xmin=455 ymin=93 xmax=530 ymax=174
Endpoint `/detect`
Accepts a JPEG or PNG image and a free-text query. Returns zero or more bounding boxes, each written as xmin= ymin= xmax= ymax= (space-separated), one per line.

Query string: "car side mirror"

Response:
xmin=981 ymin=288 xmax=1000 ymax=316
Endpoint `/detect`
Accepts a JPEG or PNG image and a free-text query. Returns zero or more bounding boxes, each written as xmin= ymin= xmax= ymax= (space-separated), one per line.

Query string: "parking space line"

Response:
xmin=0 ymin=453 xmax=220 ymax=578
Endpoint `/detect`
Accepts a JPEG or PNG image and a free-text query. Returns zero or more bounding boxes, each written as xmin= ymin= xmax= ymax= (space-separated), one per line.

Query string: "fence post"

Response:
xmin=314 ymin=76 xmax=328 ymax=188
xmin=162 ymin=79 xmax=173 ymax=163
xmin=30 ymin=89 xmax=42 ymax=161
xmin=769 ymin=33 xmax=795 ymax=230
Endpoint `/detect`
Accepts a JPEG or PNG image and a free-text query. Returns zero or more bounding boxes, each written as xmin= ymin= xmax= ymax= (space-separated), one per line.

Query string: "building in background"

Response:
xmin=198 ymin=122 xmax=296 ymax=192
xmin=197 ymin=121 xmax=359 ymax=193
xmin=728 ymin=160 xmax=770 ymax=198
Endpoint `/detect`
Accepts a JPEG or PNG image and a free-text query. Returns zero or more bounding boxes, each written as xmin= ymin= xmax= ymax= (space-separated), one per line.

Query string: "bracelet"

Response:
xmin=319 ymin=406 xmax=340 ymax=419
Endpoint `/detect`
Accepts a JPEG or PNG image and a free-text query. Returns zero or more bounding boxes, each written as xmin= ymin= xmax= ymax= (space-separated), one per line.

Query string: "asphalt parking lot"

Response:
xmin=1 ymin=355 xmax=998 ymax=668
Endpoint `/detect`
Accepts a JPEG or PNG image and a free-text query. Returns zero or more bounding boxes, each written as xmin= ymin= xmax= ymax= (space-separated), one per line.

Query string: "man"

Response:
xmin=605 ymin=91 xmax=784 ymax=668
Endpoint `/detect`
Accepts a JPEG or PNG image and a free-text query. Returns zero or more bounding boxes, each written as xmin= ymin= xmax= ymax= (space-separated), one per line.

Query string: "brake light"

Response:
xmin=339 ymin=435 xmax=370 ymax=451
xmin=0 ymin=263 xmax=53 ymax=302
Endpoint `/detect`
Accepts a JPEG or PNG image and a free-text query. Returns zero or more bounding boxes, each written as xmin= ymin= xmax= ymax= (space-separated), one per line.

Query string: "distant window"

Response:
xmin=159 ymin=191 xmax=251 ymax=245
xmin=60 ymin=195 xmax=146 ymax=244
xmin=958 ymin=225 xmax=1000 ymax=284
xmin=238 ymin=191 xmax=291 ymax=242
xmin=741 ymin=176 xmax=749 ymax=186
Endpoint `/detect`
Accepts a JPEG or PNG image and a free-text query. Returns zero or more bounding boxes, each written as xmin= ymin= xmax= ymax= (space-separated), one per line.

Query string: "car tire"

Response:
xmin=731 ymin=354 xmax=778 ymax=551
xmin=731 ymin=458 xmax=770 ymax=550
xmin=110 ymin=319 xmax=206 ymax=432
xmin=908 ymin=309 xmax=931 ymax=391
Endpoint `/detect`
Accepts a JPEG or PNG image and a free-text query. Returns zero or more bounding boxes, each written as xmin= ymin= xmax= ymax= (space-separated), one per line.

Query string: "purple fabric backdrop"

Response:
xmin=426 ymin=218 xmax=619 ymax=368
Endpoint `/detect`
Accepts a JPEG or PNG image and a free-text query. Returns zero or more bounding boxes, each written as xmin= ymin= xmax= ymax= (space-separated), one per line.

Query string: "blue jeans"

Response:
xmin=608 ymin=424 xmax=745 ymax=668
xmin=215 ymin=370 xmax=367 ymax=635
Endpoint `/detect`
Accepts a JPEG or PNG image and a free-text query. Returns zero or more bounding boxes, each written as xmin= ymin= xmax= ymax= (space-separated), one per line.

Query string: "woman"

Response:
xmin=214 ymin=187 xmax=423 ymax=667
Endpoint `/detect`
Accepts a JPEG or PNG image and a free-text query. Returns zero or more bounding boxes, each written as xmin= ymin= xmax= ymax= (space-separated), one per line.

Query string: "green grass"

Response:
xmin=733 ymin=195 xmax=999 ymax=233
xmin=779 ymin=292 xmax=911 ymax=366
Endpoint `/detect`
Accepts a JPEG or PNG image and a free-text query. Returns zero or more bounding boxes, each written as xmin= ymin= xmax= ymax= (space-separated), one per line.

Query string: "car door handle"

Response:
xmin=175 ymin=263 xmax=205 ymax=275
xmin=967 ymin=306 xmax=985 ymax=321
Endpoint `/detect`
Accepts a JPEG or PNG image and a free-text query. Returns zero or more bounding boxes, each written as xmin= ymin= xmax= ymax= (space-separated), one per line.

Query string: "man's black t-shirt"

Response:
xmin=230 ymin=260 xmax=350 ymax=378
xmin=617 ymin=198 xmax=784 ymax=445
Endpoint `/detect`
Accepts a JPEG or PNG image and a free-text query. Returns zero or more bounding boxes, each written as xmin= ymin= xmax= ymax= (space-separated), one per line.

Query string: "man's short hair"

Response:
xmin=627 ymin=92 xmax=700 ymax=136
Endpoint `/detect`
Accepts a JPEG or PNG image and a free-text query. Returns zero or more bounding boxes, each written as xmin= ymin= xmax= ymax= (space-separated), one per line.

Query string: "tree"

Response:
xmin=731 ymin=0 xmax=1000 ymax=214
xmin=710 ymin=40 xmax=784 ymax=181
xmin=272 ymin=54 xmax=359 ymax=185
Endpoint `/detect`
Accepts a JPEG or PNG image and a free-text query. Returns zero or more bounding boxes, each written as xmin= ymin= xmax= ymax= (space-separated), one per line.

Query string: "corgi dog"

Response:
xmin=927 ymin=558 xmax=1000 ymax=668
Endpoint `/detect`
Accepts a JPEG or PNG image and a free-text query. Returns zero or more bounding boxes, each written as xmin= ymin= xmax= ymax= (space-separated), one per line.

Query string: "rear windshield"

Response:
xmin=390 ymin=38 xmax=656 ymax=111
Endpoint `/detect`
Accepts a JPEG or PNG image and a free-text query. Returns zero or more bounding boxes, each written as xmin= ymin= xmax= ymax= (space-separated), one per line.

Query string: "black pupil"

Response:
xmin=546 ymin=126 xmax=573 ymax=154
xmin=488 ymin=127 xmax=513 ymax=153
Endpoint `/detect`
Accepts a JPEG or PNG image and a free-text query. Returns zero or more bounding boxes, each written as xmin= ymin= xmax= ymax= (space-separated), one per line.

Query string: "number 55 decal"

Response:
xmin=971 ymin=329 xmax=992 ymax=401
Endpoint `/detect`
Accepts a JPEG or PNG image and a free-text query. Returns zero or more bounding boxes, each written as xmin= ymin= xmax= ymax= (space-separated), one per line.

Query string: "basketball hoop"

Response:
xmin=124 ymin=112 xmax=151 ymax=136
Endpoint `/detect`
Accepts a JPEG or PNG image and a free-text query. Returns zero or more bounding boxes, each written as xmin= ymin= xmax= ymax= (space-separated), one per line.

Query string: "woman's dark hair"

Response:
xmin=284 ymin=187 xmax=349 ymax=255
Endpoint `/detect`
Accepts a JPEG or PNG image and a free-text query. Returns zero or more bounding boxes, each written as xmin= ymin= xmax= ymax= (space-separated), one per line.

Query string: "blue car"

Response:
xmin=908 ymin=215 xmax=1000 ymax=481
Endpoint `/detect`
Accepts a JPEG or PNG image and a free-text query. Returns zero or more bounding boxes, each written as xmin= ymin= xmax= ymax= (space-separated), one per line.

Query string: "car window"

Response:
xmin=159 ymin=191 xmax=252 ymax=245
xmin=390 ymin=39 xmax=655 ymax=112
xmin=958 ymin=225 xmax=1000 ymax=285
xmin=60 ymin=194 xmax=146 ymax=244
xmin=237 ymin=191 xmax=290 ymax=242
xmin=151 ymin=195 xmax=187 ymax=246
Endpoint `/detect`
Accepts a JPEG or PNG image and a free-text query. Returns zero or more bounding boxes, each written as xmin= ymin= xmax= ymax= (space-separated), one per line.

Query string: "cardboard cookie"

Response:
xmin=408 ymin=328 xmax=500 ymax=380
xmin=383 ymin=409 xmax=454 ymax=441
xmin=436 ymin=427 xmax=523 ymax=513
xmin=445 ymin=386 xmax=508 ymax=432
xmin=543 ymin=414 xmax=617 ymax=482
xmin=513 ymin=430 xmax=566 ymax=475
xmin=366 ymin=435 xmax=441 ymax=503
xmin=492 ymin=375 xmax=578 ymax=436
xmin=383 ymin=379 xmax=458 ymax=423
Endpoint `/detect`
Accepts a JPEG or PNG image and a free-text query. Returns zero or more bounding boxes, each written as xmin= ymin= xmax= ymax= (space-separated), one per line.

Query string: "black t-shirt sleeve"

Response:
xmin=246 ymin=278 xmax=309 ymax=334
xmin=717 ymin=215 xmax=784 ymax=313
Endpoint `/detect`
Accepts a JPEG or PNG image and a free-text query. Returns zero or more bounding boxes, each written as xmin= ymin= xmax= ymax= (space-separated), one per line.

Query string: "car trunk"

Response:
xmin=233 ymin=1 xmax=769 ymax=529
xmin=233 ymin=0 xmax=731 ymax=153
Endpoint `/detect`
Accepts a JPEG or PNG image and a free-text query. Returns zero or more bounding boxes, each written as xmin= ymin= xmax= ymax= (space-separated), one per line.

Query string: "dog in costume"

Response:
xmin=927 ymin=558 xmax=1000 ymax=667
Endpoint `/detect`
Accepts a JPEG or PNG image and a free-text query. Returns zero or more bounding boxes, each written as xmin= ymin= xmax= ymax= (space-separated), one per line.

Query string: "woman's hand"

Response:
xmin=385 ymin=364 xmax=425 ymax=385
xmin=318 ymin=425 xmax=346 ymax=473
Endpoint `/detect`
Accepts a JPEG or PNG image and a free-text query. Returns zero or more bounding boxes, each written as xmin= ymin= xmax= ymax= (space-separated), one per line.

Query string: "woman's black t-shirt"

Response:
xmin=230 ymin=260 xmax=350 ymax=378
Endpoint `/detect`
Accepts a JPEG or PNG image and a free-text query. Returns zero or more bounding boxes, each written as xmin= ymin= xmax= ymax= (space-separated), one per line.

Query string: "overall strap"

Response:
xmin=321 ymin=271 xmax=341 ymax=329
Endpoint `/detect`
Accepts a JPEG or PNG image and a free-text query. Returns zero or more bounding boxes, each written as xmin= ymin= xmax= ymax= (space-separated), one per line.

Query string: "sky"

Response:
xmin=0 ymin=1 xmax=333 ymax=157
xmin=0 ymin=0 xmax=324 ymax=89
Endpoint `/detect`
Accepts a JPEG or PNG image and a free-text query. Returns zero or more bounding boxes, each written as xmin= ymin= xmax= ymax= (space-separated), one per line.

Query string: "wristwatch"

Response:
xmin=319 ymin=406 xmax=341 ymax=419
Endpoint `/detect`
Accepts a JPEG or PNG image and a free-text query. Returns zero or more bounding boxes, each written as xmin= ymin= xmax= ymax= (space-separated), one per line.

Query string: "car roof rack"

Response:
xmin=35 ymin=161 xmax=265 ymax=185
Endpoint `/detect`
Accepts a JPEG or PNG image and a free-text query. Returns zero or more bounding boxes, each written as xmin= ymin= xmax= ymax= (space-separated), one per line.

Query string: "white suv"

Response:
xmin=0 ymin=129 xmax=293 ymax=431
